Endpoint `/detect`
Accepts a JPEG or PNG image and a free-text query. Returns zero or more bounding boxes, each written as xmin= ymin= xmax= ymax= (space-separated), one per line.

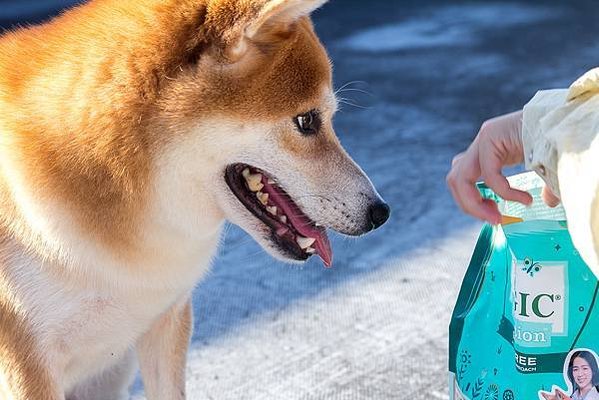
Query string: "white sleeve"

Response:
xmin=522 ymin=68 xmax=599 ymax=275
xmin=522 ymin=89 xmax=568 ymax=197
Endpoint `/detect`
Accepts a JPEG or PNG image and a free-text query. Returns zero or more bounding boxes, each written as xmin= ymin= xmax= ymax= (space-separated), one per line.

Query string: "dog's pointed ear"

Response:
xmin=246 ymin=0 xmax=328 ymax=38
xmin=226 ymin=0 xmax=329 ymax=61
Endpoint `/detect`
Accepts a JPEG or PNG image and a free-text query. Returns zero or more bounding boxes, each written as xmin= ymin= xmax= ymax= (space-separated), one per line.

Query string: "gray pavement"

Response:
xmin=2 ymin=1 xmax=599 ymax=399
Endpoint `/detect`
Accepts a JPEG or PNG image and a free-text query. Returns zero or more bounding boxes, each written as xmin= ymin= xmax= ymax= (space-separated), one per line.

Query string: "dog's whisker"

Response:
xmin=234 ymin=250 xmax=268 ymax=264
xmin=334 ymin=80 xmax=367 ymax=95
xmin=338 ymin=99 xmax=371 ymax=110
xmin=336 ymin=87 xmax=373 ymax=96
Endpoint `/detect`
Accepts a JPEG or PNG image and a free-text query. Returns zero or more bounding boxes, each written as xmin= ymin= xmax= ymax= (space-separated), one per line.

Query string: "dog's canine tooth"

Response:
xmin=257 ymin=192 xmax=269 ymax=205
xmin=267 ymin=206 xmax=277 ymax=215
xmin=279 ymin=215 xmax=287 ymax=224
xmin=296 ymin=236 xmax=316 ymax=249
xmin=246 ymin=173 xmax=263 ymax=192
xmin=305 ymin=247 xmax=316 ymax=254
xmin=267 ymin=178 xmax=275 ymax=185
xmin=242 ymin=168 xmax=251 ymax=179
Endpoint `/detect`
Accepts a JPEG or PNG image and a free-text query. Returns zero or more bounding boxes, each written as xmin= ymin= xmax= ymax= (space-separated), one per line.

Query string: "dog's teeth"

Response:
xmin=306 ymin=247 xmax=316 ymax=254
xmin=267 ymin=206 xmax=278 ymax=215
xmin=296 ymin=236 xmax=316 ymax=249
xmin=267 ymin=179 xmax=275 ymax=185
xmin=257 ymin=192 xmax=269 ymax=205
xmin=248 ymin=182 xmax=264 ymax=192
xmin=279 ymin=215 xmax=287 ymax=224
xmin=245 ymin=173 xmax=263 ymax=192
xmin=242 ymin=168 xmax=251 ymax=179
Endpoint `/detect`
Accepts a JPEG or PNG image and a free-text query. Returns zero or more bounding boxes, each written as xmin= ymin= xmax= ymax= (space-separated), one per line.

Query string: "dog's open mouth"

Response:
xmin=225 ymin=163 xmax=332 ymax=267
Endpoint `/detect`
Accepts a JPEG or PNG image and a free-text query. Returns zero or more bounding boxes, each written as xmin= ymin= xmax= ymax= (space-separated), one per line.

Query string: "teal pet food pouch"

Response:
xmin=449 ymin=172 xmax=599 ymax=400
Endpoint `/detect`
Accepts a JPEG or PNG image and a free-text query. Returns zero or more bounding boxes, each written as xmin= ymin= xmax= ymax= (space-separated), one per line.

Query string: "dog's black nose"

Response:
xmin=369 ymin=202 xmax=390 ymax=230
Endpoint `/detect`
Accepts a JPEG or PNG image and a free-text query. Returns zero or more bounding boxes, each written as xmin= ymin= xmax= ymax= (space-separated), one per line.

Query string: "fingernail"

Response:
xmin=525 ymin=196 xmax=533 ymax=206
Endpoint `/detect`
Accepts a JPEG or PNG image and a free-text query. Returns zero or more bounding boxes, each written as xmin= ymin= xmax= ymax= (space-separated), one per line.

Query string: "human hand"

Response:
xmin=447 ymin=110 xmax=533 ymax=224
xmin=539 ymin=388 xmax=572 ymax=400
xmin=540 ymin=390 xmax=558 ymax=400
xmin=555 ymin=388 xmax=572 ymax=400
xmin=542 ymin=185 xmax=561 ymax=208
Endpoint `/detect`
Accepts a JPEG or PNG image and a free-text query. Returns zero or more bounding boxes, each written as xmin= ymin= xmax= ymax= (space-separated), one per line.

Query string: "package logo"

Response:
xmin=521 ymin=257 xmax=542 ymax=277
xmin=511 ymin=257 xmax=567 ymax=348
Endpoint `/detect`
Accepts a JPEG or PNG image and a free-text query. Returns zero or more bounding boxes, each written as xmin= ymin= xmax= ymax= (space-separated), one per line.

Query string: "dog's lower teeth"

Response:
xmin=296 ymin=236 xmax=316 ymax=249
xmin=306 ymin=247 xmax=316 ymax=254
xmin=267 ymin=206 xmax=277 ymax=215
xmin=248 ymin=182 xmax=264 ymax=192
xmin=242 ymin=168 xmax=251 ymax=178
xmin=267 ymin=179 xmax=275 ymax=185
xmin=257 ymin=192 xmax=269 ymax=205
xmin=279 ymin=215 xmax=287 ymax=223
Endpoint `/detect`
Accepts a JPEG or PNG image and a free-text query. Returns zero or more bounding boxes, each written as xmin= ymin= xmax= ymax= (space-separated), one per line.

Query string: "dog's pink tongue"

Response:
xmin=263 ymin=184 xmax=333 ymax=268
xmin=288 ymin=213 xmax=333 ymax=268
xmin=313 ymin=234 xmax=333 ymax=268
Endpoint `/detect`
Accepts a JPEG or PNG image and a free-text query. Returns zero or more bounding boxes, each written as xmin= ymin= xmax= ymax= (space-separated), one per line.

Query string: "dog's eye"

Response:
xmin=293 ymin=110 xmax=320 ymax=136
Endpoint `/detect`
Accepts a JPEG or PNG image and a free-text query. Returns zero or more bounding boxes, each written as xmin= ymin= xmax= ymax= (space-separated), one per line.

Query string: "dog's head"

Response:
xmin=156 ymin=0 xmax=390 ymax=267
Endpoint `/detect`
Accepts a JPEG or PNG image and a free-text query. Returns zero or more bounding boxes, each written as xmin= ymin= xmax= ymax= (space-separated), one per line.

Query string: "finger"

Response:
xmin=447 ymin=153 xmax=500 ymax=224
xmin=453 ymin=179 xmax=502 ymax=224
xmin=480 ymin=160 xmax=532 ymax=205
xmin=447 ymin=151 xmax=479 ymax=200
xmin=490 ymin=175 xmax=532 ymax=205
xmin=451 ymin=152 xmax=466 ymax=167
xmin=542 ymin=185 xmax=561 ymax=208
xmin=481 ymin=198 xmax=502 ymax=224
xmin=449 ymin=147 xmax=482 ymax=186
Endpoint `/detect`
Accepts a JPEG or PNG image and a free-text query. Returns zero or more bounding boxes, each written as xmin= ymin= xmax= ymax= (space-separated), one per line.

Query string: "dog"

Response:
xmin=0 ymin=0 xmax=390 ymax=398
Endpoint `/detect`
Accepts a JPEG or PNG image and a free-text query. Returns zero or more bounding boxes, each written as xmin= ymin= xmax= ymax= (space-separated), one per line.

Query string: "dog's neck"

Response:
xmin=0 ymin=164 xmax=225 ymax=292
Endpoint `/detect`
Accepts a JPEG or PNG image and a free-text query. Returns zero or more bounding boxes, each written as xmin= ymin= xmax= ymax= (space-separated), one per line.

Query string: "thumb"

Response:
xmin=542 ymin=185 xmax=561 ymax=208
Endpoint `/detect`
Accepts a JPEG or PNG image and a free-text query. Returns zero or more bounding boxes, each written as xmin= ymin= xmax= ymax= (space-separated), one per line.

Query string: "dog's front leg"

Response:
xmin=137 ymin=297 xmax=192 ymax=400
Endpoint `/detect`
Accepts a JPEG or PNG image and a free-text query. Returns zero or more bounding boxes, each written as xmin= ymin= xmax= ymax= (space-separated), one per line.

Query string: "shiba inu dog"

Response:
xmin=0 ymin=0 xmax=390 ymax=398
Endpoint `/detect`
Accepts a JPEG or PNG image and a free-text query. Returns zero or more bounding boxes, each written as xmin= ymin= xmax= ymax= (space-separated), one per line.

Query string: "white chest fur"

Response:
xmin=0 ymin=119 xmax=230 ymax=391
xmin=4 ymin=228 xmax=220 ymax=392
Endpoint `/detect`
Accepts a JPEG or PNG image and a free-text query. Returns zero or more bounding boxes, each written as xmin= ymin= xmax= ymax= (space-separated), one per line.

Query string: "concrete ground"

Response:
xmin=2 ymin=1 xmax=599 ymax=399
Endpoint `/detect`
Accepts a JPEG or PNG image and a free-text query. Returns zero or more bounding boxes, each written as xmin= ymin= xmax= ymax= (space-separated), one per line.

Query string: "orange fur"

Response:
xmin=0 ymin=0 xmax=331 ymax=258
xmin=0 ymin=0 xmax=335 ymax=397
